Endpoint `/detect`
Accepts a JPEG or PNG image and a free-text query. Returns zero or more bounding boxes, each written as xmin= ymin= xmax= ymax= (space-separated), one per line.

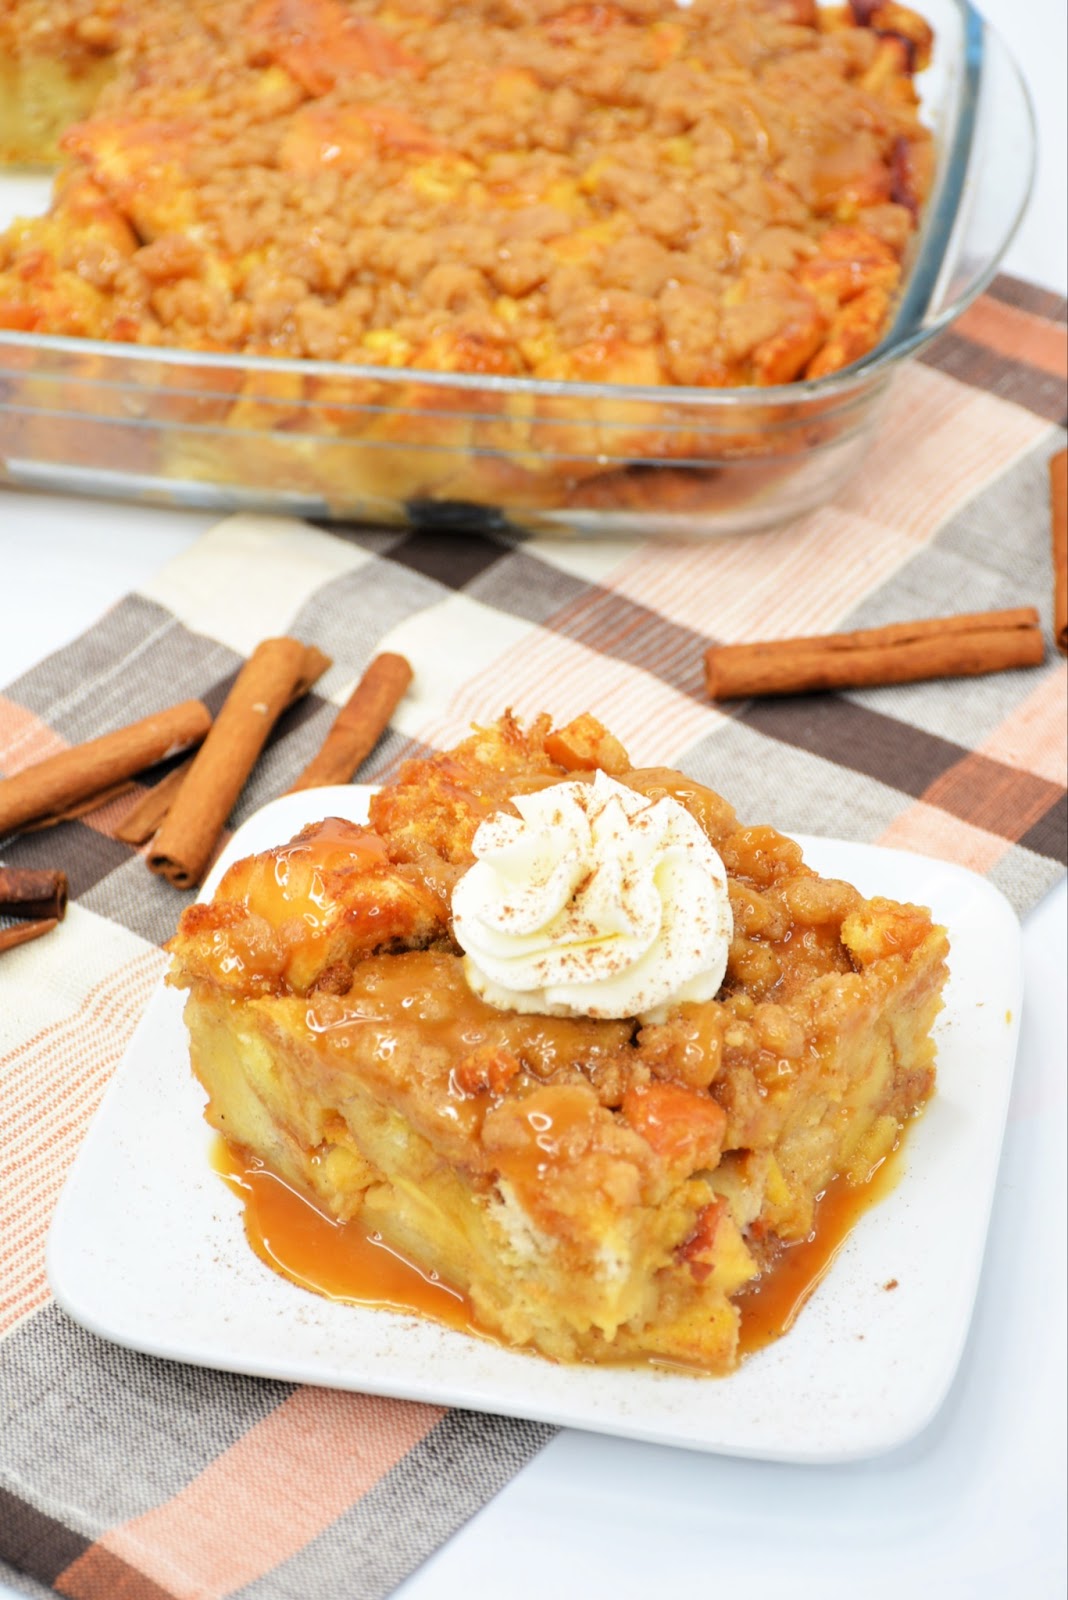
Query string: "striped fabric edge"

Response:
xmin=64 ymin=1387 xmax=446 ymax=1599
xmin=0 ymin=1404 xmax=557 ymax=1600
xmin=919 ymin=274 xmax=1068 ymax=423
xmin=0 ymin=1493 xmax=98 ymax=1599
xmin=0 ymin=1555 xmax=60 ymax=1600
xmin=984 ymin=272 xmax=1068 ymax=323
xmin=735 ymin=686 xmax=1066 ymax=870
xmin=0 ymin=1492 xmax=171 ymax=1600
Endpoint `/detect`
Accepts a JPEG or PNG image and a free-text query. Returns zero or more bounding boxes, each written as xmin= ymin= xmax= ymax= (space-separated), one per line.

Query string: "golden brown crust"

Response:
xmin=167 ymin=816 xmax=450 ymax=996
xmin=0 ymin=0 xmax=938 ymax=518
xmin=2 ymin=0 xmax=932 ymax=384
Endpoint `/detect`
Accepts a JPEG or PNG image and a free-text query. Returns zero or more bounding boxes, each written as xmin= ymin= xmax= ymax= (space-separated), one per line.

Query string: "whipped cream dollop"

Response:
xmin=451 ymin=771 xmax=733 ymax=1022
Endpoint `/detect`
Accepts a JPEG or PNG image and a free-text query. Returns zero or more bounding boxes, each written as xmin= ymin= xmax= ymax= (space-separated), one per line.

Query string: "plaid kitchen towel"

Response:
xmin=1 ymin=272 xmax=1066 ymax=1600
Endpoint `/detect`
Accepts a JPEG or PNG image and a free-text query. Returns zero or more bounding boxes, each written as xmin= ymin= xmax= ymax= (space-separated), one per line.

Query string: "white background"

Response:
xmin=1 ymin=1 xmax=1065 ymax=1596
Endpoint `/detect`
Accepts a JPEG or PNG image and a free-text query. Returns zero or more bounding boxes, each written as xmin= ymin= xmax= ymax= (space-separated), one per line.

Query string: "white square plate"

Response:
xmin=47 ymin=787 xmax=1023 ymax=1463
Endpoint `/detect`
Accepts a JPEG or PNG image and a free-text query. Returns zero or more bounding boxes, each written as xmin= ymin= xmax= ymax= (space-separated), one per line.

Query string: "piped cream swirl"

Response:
xmin=451 ymin=771 xmax=732 ymax=1022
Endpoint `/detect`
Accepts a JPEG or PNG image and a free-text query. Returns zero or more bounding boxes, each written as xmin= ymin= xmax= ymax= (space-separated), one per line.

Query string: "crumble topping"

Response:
xmin=0 ymin=0 xmax=934 ymax=384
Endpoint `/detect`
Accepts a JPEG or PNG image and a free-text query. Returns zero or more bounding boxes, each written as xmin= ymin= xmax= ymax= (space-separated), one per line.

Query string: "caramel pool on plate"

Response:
xmin=212 ymin=1137 xmax=902 ymax=1367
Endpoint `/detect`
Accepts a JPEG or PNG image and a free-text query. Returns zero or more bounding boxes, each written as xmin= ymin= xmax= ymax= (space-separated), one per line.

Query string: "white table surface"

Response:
xmin=2 ymin=2 xmax=1065 ymax=1595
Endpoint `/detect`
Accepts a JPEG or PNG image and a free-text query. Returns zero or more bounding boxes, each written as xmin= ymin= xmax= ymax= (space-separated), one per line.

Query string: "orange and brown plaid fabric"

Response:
xmin=1 ymin=272 xmax=1065 ymax=1600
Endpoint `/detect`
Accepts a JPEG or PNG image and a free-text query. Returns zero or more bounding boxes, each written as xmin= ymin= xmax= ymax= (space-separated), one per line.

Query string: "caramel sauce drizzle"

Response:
xmin=212 ymin=1137 xmax=901 ymax=1368
xmin=212 ymin=1140 xmax=476 ymax=1336
xmin=736 ymin=1150 xmax=902 ymax=1357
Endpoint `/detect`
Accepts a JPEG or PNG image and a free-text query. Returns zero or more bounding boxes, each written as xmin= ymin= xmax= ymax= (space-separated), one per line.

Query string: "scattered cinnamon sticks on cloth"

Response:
xmin=144 ymin=645 xmax=412 ymax=883
xmin=288 ymin=652 xmax=413 ymax=792
xmin=0 ymin=632 xmax=415 ymax=899
xmin=113 ymin=760 xmax=195 ymax=847
xmin=147 ymin=637 xmax=331 ymax=888
xmin=0 ymin=866 xmax=68 ymax=921
xmin=0 ymin=700 xmax=212 ymax=834
xmin=704 ymin=455 xmax=1065 ymax=699
xmin=704 ymin=607 xmax=1046 ymax=701
xmin=0 ymin=865 xmax=67 ymax=954
xmin=0 ymin=918 xmax=60 ymax=954
xmin=1052 ymin=448 xmax=1067 ymax=655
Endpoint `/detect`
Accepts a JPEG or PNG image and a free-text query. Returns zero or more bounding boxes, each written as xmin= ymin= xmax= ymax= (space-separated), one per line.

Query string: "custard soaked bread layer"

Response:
xmin=0 ymin=0 xmax=128 ymax=163
xmin=0 ymin=0 xmax=933 ymax=383
xmin=167 ymin=714 xmax=948 ymax=1373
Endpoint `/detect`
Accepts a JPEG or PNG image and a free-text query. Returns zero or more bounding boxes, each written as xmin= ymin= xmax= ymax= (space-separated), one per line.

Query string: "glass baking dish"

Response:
xmin=0 ymin=0 xmax=1035 ymax=538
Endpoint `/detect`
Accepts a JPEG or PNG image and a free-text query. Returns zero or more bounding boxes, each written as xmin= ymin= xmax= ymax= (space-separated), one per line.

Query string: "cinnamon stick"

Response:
xmin=114 ymin=760 xmax=195 ymax=846
xmin=287 ymin=652 xmax=412 ymax=793
xmin=22 ymin=779 xmax=138 ymax=832
xmin=0 ymin=701 xmax=213 ymax=836
xmin=118 ymin=642 xmax=330 ymax=849
xmin=148 ymin=638 xmax=331 ymax=889
xmin=1051 ymin=448 xmax=1067 ymax=656
xmin=0 ymin=916 xmax=59 ymax=955
xmin=0 ymin=866 xmax=67 ymax=921
xmin=704 ymin=608 xmax=1045 ymax=700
